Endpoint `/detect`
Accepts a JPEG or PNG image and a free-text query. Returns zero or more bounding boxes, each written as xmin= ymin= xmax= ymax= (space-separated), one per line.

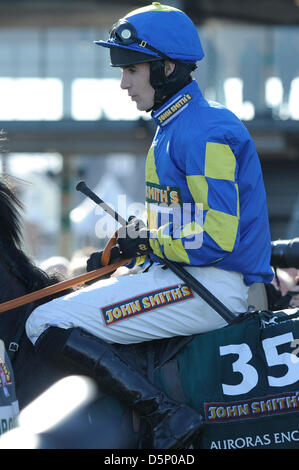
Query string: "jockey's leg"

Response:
xmin=26 ymin=264 xmax=248 ymax=448
xmin=35 ymin=325 xmax=204 ymax=449
xmin=26 ymin=265 xmax=248 ymax=345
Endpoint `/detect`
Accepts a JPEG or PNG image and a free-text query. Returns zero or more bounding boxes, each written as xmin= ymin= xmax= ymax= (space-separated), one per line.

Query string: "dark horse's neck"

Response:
xmin=0 ymin=178 xmax=60 ymax=344
xmin=0 ymin=239 xmax=59 ymax=342
xmin=0 ymin=177 xmax=58 ymax=296
xmin=0 ymin=179 xmax=57 ymax=343
xmin=0 ymin=178 xmax=66 ymax=408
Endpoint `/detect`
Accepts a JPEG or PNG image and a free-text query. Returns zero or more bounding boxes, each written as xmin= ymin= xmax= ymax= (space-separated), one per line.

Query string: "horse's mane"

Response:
xmin=0 ymin=134 xmax=23 ymax=247
xmin=0 ymin=175 xmax=60 ymax=294
xmin=0 ymin=177 xmax=23 ymax=247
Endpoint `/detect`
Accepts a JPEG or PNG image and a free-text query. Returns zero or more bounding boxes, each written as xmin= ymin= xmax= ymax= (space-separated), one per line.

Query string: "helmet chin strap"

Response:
xmin=146 ymin=60 xmax=197 ymax=112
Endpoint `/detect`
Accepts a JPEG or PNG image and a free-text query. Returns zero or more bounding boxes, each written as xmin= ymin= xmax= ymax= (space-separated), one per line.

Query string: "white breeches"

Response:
xmin=26 ymin=265 xmax=249 ymax=346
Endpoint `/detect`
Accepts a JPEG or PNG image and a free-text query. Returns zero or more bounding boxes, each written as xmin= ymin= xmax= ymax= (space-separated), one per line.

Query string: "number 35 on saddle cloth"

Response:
xmin=153 ymin=308 xmax=299 ymax=450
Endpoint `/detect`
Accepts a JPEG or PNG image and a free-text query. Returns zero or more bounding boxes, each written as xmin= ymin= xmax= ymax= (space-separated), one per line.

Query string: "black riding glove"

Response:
xmin=117 ymin=218 xmax=152 ymax=258
xmin=86 ymin=245 xmax=121 ymax=272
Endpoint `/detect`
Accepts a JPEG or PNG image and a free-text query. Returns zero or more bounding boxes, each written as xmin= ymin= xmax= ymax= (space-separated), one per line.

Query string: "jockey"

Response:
xmin=25 ymin=3 xmax=273 ymax=448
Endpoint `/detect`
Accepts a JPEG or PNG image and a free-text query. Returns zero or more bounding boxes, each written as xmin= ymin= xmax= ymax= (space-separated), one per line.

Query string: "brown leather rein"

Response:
xmin=0 ymin=258 xmax=129 ymax=314
xmin=0 ymin=232 xmax=128 ymax=314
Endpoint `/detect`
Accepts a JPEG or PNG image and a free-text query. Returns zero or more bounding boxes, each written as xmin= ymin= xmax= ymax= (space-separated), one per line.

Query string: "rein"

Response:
xmin=0 ymin=259 xmax=129 ymax=314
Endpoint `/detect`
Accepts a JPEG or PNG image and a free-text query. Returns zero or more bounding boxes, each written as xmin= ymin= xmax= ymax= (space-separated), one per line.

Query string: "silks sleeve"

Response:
xmin=149 ymin=140 xmax=240 ymax=265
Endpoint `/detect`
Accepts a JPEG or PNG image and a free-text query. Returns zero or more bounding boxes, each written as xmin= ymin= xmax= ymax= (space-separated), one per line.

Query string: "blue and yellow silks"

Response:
xmin=146 ymin=80 xmax=273 ymax=286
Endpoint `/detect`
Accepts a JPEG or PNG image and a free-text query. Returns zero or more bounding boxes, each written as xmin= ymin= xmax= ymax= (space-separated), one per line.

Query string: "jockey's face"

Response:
xmin=120 ymin=62 xmax=155 ymax=112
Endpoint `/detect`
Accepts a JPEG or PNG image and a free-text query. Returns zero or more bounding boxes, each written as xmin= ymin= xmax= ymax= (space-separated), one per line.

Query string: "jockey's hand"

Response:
xmin=86 ymin=246 xmax=121 ymax=272
xmin=117 ymin=218 xmax=152 ymax=258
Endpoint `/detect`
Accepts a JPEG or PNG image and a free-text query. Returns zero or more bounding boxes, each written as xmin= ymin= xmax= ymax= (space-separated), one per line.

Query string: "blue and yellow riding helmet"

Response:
xmin=94 ymin=3 xmax=204 ymax=109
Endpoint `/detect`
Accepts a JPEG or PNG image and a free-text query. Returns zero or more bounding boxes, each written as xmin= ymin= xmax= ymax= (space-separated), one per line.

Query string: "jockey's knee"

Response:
xmin=35 ymin=326 xmax=72 ymax=362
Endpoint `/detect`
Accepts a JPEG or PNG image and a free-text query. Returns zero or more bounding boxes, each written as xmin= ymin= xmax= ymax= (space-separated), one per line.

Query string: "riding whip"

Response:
xmin=76 ymin=181 xmax=127 ymax=226
xmin=76 ymin=181 xmax=236 ymax=324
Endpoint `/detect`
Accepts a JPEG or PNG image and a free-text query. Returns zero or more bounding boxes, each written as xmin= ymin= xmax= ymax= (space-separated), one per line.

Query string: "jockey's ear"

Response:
xmin=164 ymin=60 xmax=176 ymax=77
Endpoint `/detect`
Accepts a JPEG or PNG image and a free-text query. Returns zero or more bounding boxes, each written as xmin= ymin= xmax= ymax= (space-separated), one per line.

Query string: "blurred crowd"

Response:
xmin=39 ymin=247 xmax=95 ymax=279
